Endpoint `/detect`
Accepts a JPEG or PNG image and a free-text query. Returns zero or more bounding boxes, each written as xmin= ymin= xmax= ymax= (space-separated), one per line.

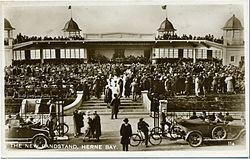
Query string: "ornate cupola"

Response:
xmin=4 ymin=18 xmax=15 ymax=46
xmin=63 ymin=18 xmax=81 ymax=37
xmin=222 ymin=14 xmax=244 ymax=46
xmin=157 ymin=18 xmax=176 ymax=36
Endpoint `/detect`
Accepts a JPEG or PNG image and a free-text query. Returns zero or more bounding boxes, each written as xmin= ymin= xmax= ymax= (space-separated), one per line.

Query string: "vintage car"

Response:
xmin=5 ymin=119 xmax=52 ymax=150
xmin=175 ymin=118 xmax=246 ymax=147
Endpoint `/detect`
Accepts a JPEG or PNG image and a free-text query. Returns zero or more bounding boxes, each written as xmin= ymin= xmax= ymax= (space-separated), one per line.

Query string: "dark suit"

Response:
xmin=138 ymin=121 xmax=149 ymax=146
xmin=110 ymin=97 xmax=120 ymax=119
xmin=120 ymin=123 xmax=132 ymax=151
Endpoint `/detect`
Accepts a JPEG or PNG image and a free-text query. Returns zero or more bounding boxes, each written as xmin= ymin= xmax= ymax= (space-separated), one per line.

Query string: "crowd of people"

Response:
xmin=5 ymin=60 xmax=244 ymax=100
xmin=12 ymin=33 xmax=223 ymax=45
xmin=156 ymin=33 xmax=224 ymax=44
xmin=73 ymin=110 xmax=101 ymax=141
xmin=13 ymin=33 xmax=85 ymax=44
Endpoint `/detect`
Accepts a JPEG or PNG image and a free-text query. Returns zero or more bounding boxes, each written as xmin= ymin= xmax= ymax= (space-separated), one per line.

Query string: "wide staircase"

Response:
xmin=77 ymin=96 xmax=149 ymax=115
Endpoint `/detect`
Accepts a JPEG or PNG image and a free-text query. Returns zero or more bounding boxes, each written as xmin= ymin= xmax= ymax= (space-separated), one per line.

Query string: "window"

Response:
xmin=153 ymin=48 xmax=159 ymax=58
xmin=173 ymin=49 xmax=178 ymax=58
xmin=159 ymin=48 xmax=165 ymax=58
xmin=51 ymin=49 xmax=56 ymax=59
xmin=188 ymin=49 xmax=193 ymax=58
xmin=44 ymin=49 xmax=50 ymax=59
xmin=66 ymin=49 xmax=70 ymax=58
xmin=183 ymin=49 xmax=188 ymax=58
xmin=202 ymin=50 xmax=207 ymax=59
xmin=80 ymin=49 xmax=85 ymax=58
xmin=61 ymin=49 xmax=65 ymax=58
xmin=20 ymin=50 xmax=25 ymax=60
xmin=15 ymin=51 xmax=20 ymax=60
xmin=71 ymin=49 xmax=75 ymax=58
xmin=75 ymin=49 xmax=80 ymax=58
xmin=230 ymin=56 xmax=235 ymax=62
xmin=169 ymin=49 xmax=174 ymax=58
xmin=197 ymin=49 xmax=202 ymax=59
xmin=36 ymin=50 xmax=40 ymax=59
xmin=30 ymin=50 xmax=36 ymax=59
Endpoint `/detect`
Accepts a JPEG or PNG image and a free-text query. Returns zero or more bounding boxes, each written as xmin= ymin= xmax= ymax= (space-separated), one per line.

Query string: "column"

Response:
xmin=193 ymin=48 xmax=197 ymax=63
xmin=222 ymin=48 xmax=227 ymax=65
xmin=40 ymin=49 xmax=44 ymax=64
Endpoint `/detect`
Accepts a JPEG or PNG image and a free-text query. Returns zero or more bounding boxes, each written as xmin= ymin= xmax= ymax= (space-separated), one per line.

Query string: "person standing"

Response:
xmin=120 ymin=118 xmax=132 ymax=151
xmin=130 ymin=79 xmax=138 ymax=101
xmin=93 ymin=76 xmax=101 ymax=99
xmin=104 ymin=85 xmax=112 ymax=108
xmin=194 ymin=75 xmax=200 ymax=97
xmin=137 ymin=118 xmax=149 ymax=147
xmin=92 ymin=111 xmax=101 ymax=141
xmin=118 ymin=77 xmax=124 ymax=97
xmin=110 ymin=94 xmax=120 ymax=119
xmin=46 ymin=115 xmax=55 ymax=140
xmin=73 ymin=109 xmax=80 ymax=137
xmin=185 ymin=72 xmax=193 ymax=96
xmin=225 ymin=75 xmax=234 ymax=93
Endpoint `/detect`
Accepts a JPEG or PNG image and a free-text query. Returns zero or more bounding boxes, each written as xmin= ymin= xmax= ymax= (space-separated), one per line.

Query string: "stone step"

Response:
xmin=87 ymin=99 xmax=142 ymax=103
xmin=81 ymin=103 xmax=143 ymax=107
xmin=78 ymin=108 xmax=147 ymax=112
xmin=65 ymin=111 xmax=149 ymax=116
xmin=79 ymin=105 xmax=145 ymax=109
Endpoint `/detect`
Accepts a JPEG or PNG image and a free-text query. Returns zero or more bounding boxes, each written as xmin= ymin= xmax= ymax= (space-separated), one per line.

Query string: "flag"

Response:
xmin=162 ymin=5 xmax=166 ymax=10
xmin=68 ymin=5 xmax=71 ymax=9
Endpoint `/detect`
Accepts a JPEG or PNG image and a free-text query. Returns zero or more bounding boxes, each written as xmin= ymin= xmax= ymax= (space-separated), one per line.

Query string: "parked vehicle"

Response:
xmin=5 ymin=119 xmax=53 ymax=150
xmin=175 ymin=118 xmax=246 ymax=147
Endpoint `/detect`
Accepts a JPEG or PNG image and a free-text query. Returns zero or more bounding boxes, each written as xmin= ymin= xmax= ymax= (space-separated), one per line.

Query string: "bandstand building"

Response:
xmin=4 ymin=14 xmax=244 ymax=67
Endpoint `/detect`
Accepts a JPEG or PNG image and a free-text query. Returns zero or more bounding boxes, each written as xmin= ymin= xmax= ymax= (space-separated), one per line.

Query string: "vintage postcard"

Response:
xmin=1 ymin=0 xmax=249 ymax=157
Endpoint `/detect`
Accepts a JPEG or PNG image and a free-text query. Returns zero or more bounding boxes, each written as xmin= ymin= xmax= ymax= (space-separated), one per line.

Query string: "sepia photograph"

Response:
xmin=1 ymin=0 xmax=249 ymax=157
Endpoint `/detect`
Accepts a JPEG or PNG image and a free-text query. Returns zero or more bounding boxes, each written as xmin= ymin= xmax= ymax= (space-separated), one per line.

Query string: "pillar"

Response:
xmin=193 ymin=48 xmax=197 ymax=63
xmin=40 ymin=49 xmax=44 ymax=64
xmin=222 ymin=47 xmax=227 ymax=65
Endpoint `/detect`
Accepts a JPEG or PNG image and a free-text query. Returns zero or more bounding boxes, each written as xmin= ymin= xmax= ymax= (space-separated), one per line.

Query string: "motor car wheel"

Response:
xmin=130 ymin=134 xmax=141 ymax=147
xmin=33 ymin=135 xmax=48 ymax=150
xmin=211 ymin=126 xmax=227 ymax=139
xmin=187 ymin=132 xmax=203 ymax=147
xmin=149 ymin=133 xmax=162 ymax=145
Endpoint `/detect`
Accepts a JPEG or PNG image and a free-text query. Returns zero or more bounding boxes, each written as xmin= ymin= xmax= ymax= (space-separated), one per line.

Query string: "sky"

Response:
xmin=4 ymin=3 xmax=244 ymax=38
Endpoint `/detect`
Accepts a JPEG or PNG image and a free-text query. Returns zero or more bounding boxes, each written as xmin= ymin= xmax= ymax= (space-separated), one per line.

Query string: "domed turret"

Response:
xmin=4 ymin=18 xmax=15 ymax=46
xmin=4 ymin=18 xmax=15 ymax=31
xmin=222 ymin=15 xmax=244 ymax=45
xmin=63 ymin=18 xmax=81 ymax=37
xmin=158 ymin=18 xmax=176 ymax=32
xmin=157 ymin=18 xmax=176 ymax=36
xmin=223 ymin=14 xmax=243 ymax=30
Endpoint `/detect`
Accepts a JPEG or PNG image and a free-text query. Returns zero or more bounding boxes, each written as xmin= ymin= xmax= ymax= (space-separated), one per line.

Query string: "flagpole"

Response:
xmin=71 ymin=7 xmax=72 ymax=18
xmin=165 ymin=5 xmax=167 ymax=18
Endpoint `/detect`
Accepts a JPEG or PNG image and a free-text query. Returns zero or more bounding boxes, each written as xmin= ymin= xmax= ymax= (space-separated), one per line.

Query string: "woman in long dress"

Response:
xmin=225 ymin=75 xmax=234 ymax=93
xmin=194 ymin=76 xmax=200 ymax=96
xmin=82 ymin=111 xmax=93 ymax=141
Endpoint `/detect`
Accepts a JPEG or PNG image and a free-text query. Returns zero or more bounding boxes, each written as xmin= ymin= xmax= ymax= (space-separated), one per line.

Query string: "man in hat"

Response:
xmin=92 ymin=111 xmax=101 ymax=141
xmin=137 ymin=118 xmax=149 ymax=147
xmin=110 ymin=94 xmax=120 ymax=119
xmin=185 ymin=72 xmax=193 ymax=96
xmin=120 ymin=118 xmax=132 ymax=151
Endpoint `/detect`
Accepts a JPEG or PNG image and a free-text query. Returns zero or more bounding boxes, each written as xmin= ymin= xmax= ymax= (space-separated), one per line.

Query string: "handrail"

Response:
xmin=63 ymin=91 xmax=83 ymax=111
